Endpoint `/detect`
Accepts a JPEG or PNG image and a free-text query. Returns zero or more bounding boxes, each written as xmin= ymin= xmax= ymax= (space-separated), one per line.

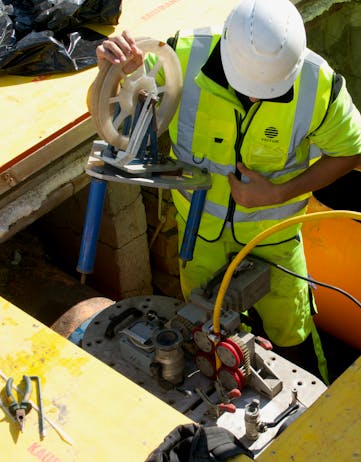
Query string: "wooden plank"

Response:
xmin=0 ymin=117 xmax=95 ymax=196
xmin=0 ymin=139 xmax=93 ymax=242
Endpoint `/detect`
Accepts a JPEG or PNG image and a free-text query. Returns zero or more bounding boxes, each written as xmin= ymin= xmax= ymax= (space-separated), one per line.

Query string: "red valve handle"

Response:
xmin=218 ymin=403 xmax=237 ymax=413
xmin=227 ymin=388 xmax=242 ymax=399
xmin=255 ymin=336 xmax=273 ymax=350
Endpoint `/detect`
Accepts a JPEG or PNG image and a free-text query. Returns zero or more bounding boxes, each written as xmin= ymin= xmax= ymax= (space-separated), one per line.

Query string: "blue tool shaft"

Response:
xmin=179 ymin=189 xmax=207 ymax=263
xmin=77 ymin=178 xmax=107 ymax=275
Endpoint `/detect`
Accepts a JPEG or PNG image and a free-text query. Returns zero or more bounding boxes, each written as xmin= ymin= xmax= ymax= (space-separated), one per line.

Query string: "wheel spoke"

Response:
xmin=113 ymin=110 xmax=130 ymax=131
xmin=147 ymin=60 xmax=162 ymax=78
xmin=109 ymin=95 xmax=120 ymax=104
xmin=157 ymin=85 xmax=167 ymax=95
xmin=129 ymin=66 xmax=146 ymax=82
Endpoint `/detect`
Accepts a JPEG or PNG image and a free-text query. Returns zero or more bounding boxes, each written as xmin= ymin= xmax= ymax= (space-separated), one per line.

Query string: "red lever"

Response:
xmin=255 ymin=336 xmax=273 ymax=350
xmin=218 ymin=403 xmax=237 ymax=413
xmin=227 ymin=388 xmax=242 ymax=399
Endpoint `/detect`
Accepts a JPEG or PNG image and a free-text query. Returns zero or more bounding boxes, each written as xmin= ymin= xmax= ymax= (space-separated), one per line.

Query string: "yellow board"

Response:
xmin=0 ymin=0 xmax=240 ymax=174
xmin=0 ymin=297 xmax=191 ymax=461
xmin=256 ymin=355 xmax=361 ymax=462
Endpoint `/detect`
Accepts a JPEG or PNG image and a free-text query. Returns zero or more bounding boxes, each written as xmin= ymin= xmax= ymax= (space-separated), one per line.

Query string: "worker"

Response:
xmin=96 ymin=0 xmax=361 ymax=383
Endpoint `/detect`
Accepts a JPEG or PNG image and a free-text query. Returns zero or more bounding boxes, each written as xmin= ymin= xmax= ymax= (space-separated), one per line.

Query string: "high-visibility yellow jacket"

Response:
xmin=168 ymin=28 xmax=361 ymax=245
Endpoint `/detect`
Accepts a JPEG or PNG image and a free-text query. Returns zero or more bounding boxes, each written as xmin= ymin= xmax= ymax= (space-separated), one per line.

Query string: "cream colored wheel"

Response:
xmin=89 ymin=38 xmax=182 ymax=150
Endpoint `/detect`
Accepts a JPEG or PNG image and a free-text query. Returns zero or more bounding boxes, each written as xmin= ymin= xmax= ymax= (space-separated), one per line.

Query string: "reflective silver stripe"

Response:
xmin=179 ymin=189 xmax=228 ymax=219
xmin=176 ymin=142 xmax=309 ymax=181
xmin=180 ymin=189 xmax=308 ymax=222
xmin=306 ymin=50 xmax=327 ymax=67
xmin=309 ymin=144 xmax=322 ymax=160
xmin=172 ymin=143 xmax=234 ymax=175
xmin=177 ymin=33 xmax=214 ymax=152
xmin=204 ymin=199 xmax=228 ymax=219
xmin=287 ymin=52 xmax=323 ymax=159
xmin=233 ymin=199 xmax=309 ymax=221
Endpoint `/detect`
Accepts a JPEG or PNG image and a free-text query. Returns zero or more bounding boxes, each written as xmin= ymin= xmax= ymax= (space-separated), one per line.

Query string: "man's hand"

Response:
xmin=228 ymin=154 xmax=361 ymax=208
xmin=96 ymin=30 xmax=143 ymax=74
xmin=228 ymin=162 xmax=280 ymax=208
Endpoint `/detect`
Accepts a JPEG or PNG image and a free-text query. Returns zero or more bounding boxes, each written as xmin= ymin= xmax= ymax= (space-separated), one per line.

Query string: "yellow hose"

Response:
xmin=212 ymin=210 xmax=361 ymax=336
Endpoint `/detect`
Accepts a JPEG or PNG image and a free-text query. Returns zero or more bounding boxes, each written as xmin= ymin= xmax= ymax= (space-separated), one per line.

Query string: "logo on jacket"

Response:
xmin=262 ymin=126 xmax=279 ymax=143
xmin=264 ymin=127 xmax=278 ymax=138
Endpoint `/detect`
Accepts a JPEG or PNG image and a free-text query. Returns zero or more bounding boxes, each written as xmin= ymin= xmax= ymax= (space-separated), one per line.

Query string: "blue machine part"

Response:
xmin=76 ymin=178 xmax=107 ymax=275
xmin=68 ymin=314 xmax=99 ymax=346
xmin=78 ymin=92 xmax=211 ymax=278
xmin=179 ymin=189 xmax=207 ymax=263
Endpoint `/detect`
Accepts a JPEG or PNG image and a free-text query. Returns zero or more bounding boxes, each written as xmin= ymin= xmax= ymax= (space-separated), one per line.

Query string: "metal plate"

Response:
xmin=82 ymin=295 xmax=212 ymax=414
xmin=81 ymin=295 xmax=328 ymax=454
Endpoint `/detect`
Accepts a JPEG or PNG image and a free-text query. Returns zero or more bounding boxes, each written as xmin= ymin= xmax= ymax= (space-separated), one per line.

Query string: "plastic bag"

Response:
xmin=32 ymin=0 xmax=122 ymax=33
xmin=0 ymin=0 xmax=122 ymax=75
xmin=0 ymin=27 xmax=107 ymax=75
xmin=0 ymin=2 xmax=16 ymax=51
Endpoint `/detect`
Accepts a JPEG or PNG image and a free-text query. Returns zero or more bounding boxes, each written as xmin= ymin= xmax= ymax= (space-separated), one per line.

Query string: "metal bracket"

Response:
xmin=87 ymin=140 xmax=211 ymax=191
xmin=88 ymin=89 xmax=211 ymax=191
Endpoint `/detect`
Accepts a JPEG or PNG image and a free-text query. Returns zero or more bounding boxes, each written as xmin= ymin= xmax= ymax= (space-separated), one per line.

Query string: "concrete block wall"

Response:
xmin=36 ymin=179 xmax=153 ymax=301
xmin=92 ymin=181 xmax=153 ymax=299
xmin=142 ymin=186 xmax=183 ymax=300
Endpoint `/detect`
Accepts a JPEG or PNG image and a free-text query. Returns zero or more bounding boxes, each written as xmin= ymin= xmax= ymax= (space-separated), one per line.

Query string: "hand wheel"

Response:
xmin=88 ymin=38 xmax=182 ymax=153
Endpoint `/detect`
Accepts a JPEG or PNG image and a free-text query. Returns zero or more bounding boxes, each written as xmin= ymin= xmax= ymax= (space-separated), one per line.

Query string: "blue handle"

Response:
xmin=179 ymin=189 xmax=207 ymax=263
xmin=77 ymin=178 xmax=107 ymax=275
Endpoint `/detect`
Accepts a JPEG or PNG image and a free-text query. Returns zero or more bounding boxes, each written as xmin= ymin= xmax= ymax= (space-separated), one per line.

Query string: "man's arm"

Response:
xmin=228 ymin=154 xmax=361 ymax=208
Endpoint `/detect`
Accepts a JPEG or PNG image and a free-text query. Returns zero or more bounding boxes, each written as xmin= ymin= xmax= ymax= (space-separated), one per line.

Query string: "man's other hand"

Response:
xmin=228 ymin=162 xmax=280 ymax=207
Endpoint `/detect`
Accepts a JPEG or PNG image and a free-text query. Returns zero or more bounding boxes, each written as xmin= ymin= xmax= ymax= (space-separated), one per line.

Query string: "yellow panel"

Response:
xmin=257 ymin=355 xmax=361 ymax=462
xmin=0 ymin=0 xmax=240 ymax=170
xmin=0 ymin=297 xmax=190 ymax=461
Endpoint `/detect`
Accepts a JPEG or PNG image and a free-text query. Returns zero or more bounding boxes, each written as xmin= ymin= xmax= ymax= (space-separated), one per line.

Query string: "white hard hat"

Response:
xmin=220 ymin=0 xmax=306 ymax=99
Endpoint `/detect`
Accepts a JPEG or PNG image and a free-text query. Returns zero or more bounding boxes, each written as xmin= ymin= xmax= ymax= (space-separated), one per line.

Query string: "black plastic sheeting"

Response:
xmin=0 ymin=0 xmax=122 ymax=75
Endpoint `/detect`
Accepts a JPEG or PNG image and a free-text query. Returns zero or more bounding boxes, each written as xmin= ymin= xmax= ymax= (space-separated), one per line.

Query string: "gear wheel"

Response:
xmin=170 ymin=315 xmax=194 ymax=342
xmin=217 ymin=365 xmax=247 ymax=391
xmin=215 ymin=340 xmax=242 ymax=368
xmin=195 ymin=351 xmax=217 ymax=379
xmin=192 ymin=325 xmax=214 ymax=353
xmin=227 ymin=334 xmax=251 ymax=376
